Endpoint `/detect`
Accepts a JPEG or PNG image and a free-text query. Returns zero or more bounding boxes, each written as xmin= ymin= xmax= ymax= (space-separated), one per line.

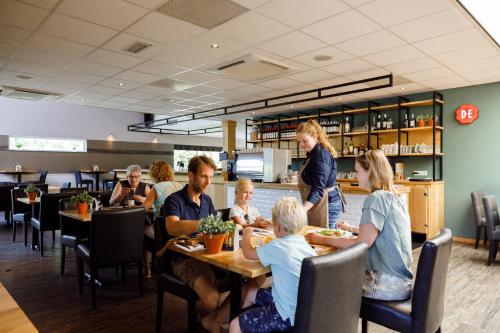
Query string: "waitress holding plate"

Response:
xmin=296 ymin=119 xmax=344 ymax=229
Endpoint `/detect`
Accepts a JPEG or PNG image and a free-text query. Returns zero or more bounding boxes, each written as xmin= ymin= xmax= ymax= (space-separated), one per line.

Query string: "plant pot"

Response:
xmin=203 ymin=233 xmax=226 ymax=254
xmin=417 ymin=120 xmax=425 ymax=127
xmin=76 ymin=202 xmax=89 ymax=214
xmin=427 ymin=119 xmax=434 ymax=127
xmin=27 ymin=192 xmax=37 ymax=201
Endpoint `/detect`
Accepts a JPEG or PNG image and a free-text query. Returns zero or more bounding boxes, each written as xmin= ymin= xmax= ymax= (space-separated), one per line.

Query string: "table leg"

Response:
xmin=17 ymin=174 xmax=22 ymax=183
xmin=31 ymin=204 xmax=39 ymax=250
xmin=95 ymin=173 xmax=100 ymax=191
xmin=230 ymin=272 xmax=242 ymax=320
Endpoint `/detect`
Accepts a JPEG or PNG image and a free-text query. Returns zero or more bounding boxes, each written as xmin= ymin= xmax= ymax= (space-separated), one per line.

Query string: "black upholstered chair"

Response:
xmin=76 ymin=208 xmax=145 ymax=309
xmin=31 ymin=193 xmax=72 ymax=256
xmin=11 ymin=188 xmax=32 ymax=245
xmin=216 ymin=208 xmax=231 ymax=221
xmin=0 ymin=184 xmax=15 ymax=225
xmin=88 ymin=190 xmax=112 ymax=208
xmin=482 ymin=195 xmax=500 ymax=266
xmin=74 ymin=171 xmax=93 ymax=191
xmin=471 ymin=191 xmax=488 ymax=249
xmin=59 ymin=198 xmax=89 ymax=275
xmin=293 ymin=243 xmax=368 ymax=333
xmin=60 ymin=187 xmax=85 ymax=194
xmin=361 ymin=228 xmax=452 ymax=333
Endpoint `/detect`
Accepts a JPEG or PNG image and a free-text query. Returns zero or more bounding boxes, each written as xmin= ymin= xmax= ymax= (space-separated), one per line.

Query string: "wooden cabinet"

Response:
xmin=405 ymin=181 xmax=444 ymax=239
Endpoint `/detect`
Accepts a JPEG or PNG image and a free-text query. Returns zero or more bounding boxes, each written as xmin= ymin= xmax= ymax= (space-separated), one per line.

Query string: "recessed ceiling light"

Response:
xmin=458 ymin=0 xmax=500 ymax=47
xmin=252 ymin=111 xmax=255 ymax=114
xmin=338 ymin=97 xmax=342 ymax=101
xmin=118 ymin=82 xmax=125 ymax=86
xmin=290 ymin=105 xmax=295 ymax=108
xmin=401 ymin=87 xmax=406 ymax=90
xmin=313 ymin=55 xmax=333 ymax=62
xmin=211 ymin=44 xmax=220 ymax=49
xmin=16 ymin=74 xmax=34 ymax=80
xmin=107 ymin=134 xmax=115 ymax=141
xmin=152 ymin=137 xmax=159 ymax=143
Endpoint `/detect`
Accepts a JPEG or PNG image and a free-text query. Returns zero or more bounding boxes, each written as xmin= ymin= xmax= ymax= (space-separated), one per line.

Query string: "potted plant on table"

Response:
xmin=197 ymin=214 xmax=232 ymax=254
xmin=24 ymin=184 xmax=38 ymax=201
xmin=71 ymin=191 xmax=93 ymax=214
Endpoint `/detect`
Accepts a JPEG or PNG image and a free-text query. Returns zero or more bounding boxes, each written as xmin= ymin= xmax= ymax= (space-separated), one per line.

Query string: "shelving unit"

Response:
xmin=246 ymin=91 xmax=444 ymax=180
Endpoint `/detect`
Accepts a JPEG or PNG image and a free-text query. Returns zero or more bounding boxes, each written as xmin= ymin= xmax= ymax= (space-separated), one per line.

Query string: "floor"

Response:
xmin=0 ymin=216 xmax=499 ymax=333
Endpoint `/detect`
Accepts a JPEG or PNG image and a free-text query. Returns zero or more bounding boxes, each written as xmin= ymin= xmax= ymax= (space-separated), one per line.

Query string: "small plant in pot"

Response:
xmin=416 ymin=115 xmax=426 ymax=127
xmin=197 ymin=214 xmax=233 ymax=254
xmin=24 ymin=184 xmax=38 ymax=201
xmin=71 ymin=191 xmax=93 ymax=214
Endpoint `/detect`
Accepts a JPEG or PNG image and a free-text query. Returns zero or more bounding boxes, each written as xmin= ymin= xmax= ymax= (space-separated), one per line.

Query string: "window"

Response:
xmin=9 ymin=136 xmax=87 ymax=152
xmin=173 ymin=150 xmax=222 ymax=171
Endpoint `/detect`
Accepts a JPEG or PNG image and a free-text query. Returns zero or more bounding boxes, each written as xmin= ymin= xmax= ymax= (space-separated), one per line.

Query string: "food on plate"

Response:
xmin=319 ymin=229 xmax=345 ymax=237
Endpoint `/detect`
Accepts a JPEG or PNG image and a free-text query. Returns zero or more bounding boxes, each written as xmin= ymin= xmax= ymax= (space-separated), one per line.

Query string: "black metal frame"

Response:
xmin=128 ymin=74 xmax=393 ymax=135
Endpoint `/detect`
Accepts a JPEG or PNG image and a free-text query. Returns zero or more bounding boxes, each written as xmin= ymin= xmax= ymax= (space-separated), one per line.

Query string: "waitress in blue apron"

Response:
xmin=296 ymin=119 xmax=344 ymax=229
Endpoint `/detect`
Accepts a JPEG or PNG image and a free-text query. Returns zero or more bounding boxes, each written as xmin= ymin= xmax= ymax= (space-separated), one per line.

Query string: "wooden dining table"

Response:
xmin=0 ymin=170 xmax=38 ymax=183
xmin=167 ymin=225 xmax=336 ymax=319
xmin=0 ymin=282 xmax=38 ymax=333
xmin=59 ymin=206 xmax=153 ymax=222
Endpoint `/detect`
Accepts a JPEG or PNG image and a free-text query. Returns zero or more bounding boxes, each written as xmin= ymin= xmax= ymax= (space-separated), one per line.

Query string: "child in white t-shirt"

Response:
xmin=230 ymin=178 xmax=271 ymax=229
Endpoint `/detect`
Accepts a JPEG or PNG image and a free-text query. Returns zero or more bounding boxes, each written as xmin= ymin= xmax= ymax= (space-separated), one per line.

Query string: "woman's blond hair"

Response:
xmin=149 ymin=161 xmax=174 ymax=183
xmin=296 ymin=119 xmax=337 ymax=158
xmin=355 ymin=150 xmax=398 ymax=194
xmin=272 ymin=197 xmax=307 ymax=234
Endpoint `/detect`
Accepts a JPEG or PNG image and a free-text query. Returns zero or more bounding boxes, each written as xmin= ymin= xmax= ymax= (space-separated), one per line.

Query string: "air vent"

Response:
xmin=123 ymin=41 xmax=153 ymax=54
xmin=155 ymin=0 xmax=248 ymax=29
xmin=0 ymin=86 xmax=62 ymax=101
xmin=204 ymin=53 xmax=298 ymax=83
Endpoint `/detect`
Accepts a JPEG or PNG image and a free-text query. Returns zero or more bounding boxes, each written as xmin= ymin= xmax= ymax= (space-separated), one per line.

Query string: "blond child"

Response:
xmin=229 ymin=178 xmax=270 ymax=228
xmin=229 ymin=197 xmax=316 ymax=333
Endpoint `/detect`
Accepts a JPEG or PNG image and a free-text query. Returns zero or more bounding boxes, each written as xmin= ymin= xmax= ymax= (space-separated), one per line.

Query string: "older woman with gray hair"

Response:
xmin=110 ymin=164 xmax=150 ymax=206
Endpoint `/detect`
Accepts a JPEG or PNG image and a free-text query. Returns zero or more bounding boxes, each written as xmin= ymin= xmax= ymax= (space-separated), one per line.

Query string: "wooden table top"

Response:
xmin=167 ymin=226 xmax=336 ymax=278
xmin=59 ymin=207 xmax=153 ymax=222
xmin=0 ymin=283 xmax=38 ymax=333
xmin=17 ymin=198 xmax=40 ymax=205
xmin=0 ymin=170 xmax=38 ymax=175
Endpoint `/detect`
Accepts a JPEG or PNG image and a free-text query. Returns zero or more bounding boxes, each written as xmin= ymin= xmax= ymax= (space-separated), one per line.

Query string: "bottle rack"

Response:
xmin=246 ymin=91 xmax=444 ymax=180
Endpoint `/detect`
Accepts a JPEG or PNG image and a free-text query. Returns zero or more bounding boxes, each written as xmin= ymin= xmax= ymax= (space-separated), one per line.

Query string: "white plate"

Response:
xmin=307 ymin=228 xmax=353 ymax=238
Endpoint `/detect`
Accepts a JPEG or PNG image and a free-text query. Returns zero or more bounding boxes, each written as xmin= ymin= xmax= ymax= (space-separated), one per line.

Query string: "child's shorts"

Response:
xmin=239 ymin=288 xmax=292 ymax=333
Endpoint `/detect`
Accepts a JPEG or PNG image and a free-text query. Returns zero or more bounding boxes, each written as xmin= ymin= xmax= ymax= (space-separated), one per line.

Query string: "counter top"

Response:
xmin=337 ymin=178 xmax=445 ymax=185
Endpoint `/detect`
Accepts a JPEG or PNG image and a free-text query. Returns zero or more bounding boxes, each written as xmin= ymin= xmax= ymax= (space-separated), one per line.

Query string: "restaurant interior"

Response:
xmin=0 ymin=0 xmax=499 ymax=332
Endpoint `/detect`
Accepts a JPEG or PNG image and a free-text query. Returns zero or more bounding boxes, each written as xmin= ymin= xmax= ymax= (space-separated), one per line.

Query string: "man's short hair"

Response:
xmin=271 ymin=197 xmax=307 ymax=234
xmin=188 ymin=156 xmax=217 ymax=174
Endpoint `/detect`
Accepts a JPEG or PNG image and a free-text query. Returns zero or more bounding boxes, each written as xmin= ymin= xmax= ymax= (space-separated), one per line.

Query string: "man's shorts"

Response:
xmin=239 ymin=288 xmax=292 ymax=333
xmin=171 ymin=258 xmax=216 ymax=289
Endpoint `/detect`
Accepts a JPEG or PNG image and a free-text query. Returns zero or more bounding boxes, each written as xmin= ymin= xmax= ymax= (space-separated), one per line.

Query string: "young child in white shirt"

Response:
xmin=229 ymin=178 xmax=271 ymax=229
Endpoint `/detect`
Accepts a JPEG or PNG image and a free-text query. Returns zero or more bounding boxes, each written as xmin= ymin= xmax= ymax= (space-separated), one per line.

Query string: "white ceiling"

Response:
xmin=1 ymin=0 xmax=499 ymax=132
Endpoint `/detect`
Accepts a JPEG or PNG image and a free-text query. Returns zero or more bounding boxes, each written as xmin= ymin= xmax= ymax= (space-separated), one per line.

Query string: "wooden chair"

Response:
xmin=482 ymin=195 xmax=500 ymax=265
xmin=471 ymin=191 xmax=488 ymax=249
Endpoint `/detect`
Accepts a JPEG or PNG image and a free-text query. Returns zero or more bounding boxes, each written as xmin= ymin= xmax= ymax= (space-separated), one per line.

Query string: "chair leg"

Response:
xmin=487 ymin=240 xmax=495 ymax=266
xmin=187 ymin=297 xmax=197 ymax=333
xmin=40 ymin=231 xmax=44 ymax=257
xmin=483 ymin=227 xmax=488 ymax=245
xmin=12 ymin=219 xmax=16 ymax=243
xmin=436 ymin=327 xmax=442 ymax=333
xmin=475 ymin=226 xmax=481 ymax=249
xmin=91 ymin=267 xmax=97 ymax=310
xmin=60 ymin=245 xmax=66 ymax=275
xmin=155 ymin=291 xmax=164 ymax=332
xmin=77 ymin=258 xmax=84 ymax=294
xmin=23 ymin=221 xmax=28 ymax=247
xmin=494 ymin=240 xmax=499 ymax=260
xmin=138 ymin=261 xmax=144 ymax=297
xmin=362 ymin=319 xmax=368 ymax=333
xmin=52 ymin=230 xmax=55 ymax=242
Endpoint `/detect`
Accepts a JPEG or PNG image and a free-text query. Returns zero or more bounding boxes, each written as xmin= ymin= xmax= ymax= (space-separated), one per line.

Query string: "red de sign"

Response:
xmin=455 ymin=104 xmax=478 ymax=124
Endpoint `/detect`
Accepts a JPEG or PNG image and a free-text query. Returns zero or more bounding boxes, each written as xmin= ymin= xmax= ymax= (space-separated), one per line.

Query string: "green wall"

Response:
xmin=442 ymin=81 xmax=500 ymax=239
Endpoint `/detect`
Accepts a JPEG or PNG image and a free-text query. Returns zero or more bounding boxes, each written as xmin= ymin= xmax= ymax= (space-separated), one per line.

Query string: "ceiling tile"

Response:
xmin=448 ymin=55 xmax=500 ymax=74
xmin=103 ymin=33 xmax=170 ymax=59
xmin=285 ymin=69 xmax=333 ymax=83
xmin=154 ymin=46 xmax=212 ymax=69
xmin=433 ymin=43 xmax=499 ymax=66
xmin=107 ymin=95 xmax=144 ymax=104
xmin=232 ymin=84 xmax=273 ymax=95
xmin=25 ymin=33 xmax=94 ymax=57
xmin=73 ymin=91 xmax=111 ymax=100
xmin=362 ymin=45 xmax=425 ymax=67
xmin=418 ymin=75 xmax=469 ymax=89
xmin=38 ymin=79 xmax=89 ymax=94
xmin=167 ymin=90 xmax=202 ymax=100
xmin=113 ymin=70 xmax=163 ymax=84
xmin=177 ymin=100 xmax=208 ymax=108
xmin=0 ymin=57 xmax=9 ymax=67
xmin=358 ymin=0 xmax=452 ymax=27
xmin=136 ymin=85 xmax=175 ymax=95
xmin=322 ymin=58 xmax=377 ymax=76
xmin=256 ymin=0 xmax=349 ymax=29
xmin=344 ymin=68 xmax=391 ymax=81
xmin=6 ymin=59 xmax=60 ymax=77
xmin=122 ymin=0 xmax=165 ymax=9
xmin=60 ymin=96 xmax=100 ymax=105
xmin=0 ymin=24 xmax=31 ymax=45
xmin=342 ymin=0 xmax=374 ymax=6
xmin=13 ymin=47 xmax=77 ymax=68
xmin=57 ymin=0 xmax=148 ymax=30
xmin=94 ymin=100 xmax=129 ymax=108
xmin=282 ymin=83 xmax=317 ymax=93
xmin=212 ymin=90 xmax=250 ymax=100
xmin=207 ymin=78 xmax=248 ymax=89
xmin=86 ymin=84 xmax=123 ymax=95
xmin=413 ymin=28 xmax=488 ymax=55
xmin=258 ymin=31 xmax=326 ymax=58
xmin=0 ymin=43 xmax=20 ymax=58
xmin=390 ymin=8 xmax=473 ymax=43
xmin=311 ymin=76 xmax=350 ymax=88
xmin=179 ymin=31 xmax=248 ymax=60
xmin=230 ymin=0 xmax=271 ymax=9
xmin=301 ymin=10 xmax=381 ymax=45
xmin=183 ymin=84 xmax=222 ymax=95
xmin=193 ymin=95 xmax=225 ymax=104
xmin=127 ymin=12 xmax=206 ymax=46
xmin=39 ymin=13 xmax=118 ymax=47
xmin=0 ymin=0 xmax=49 ymax=30
xmin=335 ymin=29 xmax=406 ymax=57
xmin=0 ymin=68 xmax=50 ymax=86
xmin=120 ymin=103 xmax=155 ymax=111
xmin=59 ymin=70 xmax=106 ymax=84
xmin=169 ymin=70 xmax=218 ymax=85
xmin=404 ymin=67 xmax=455 ymax=82
xmin=118 ymin=90 xmax=158 ymax=100
xmin=86 ymin=49 xmax=144 ymax=68
xmin=69 ymin=61 xmax=123 ymax=76
xmin=132 ymin=60 xmax=186 ymax=77
xmin=213 ymin=11 xmax=292 ymax=45
xmin=19 ymin=0 xmax=59 ymax=10
xmin=259 ymin=77 xmax=301 ymax=89
xmin=385 ymin=57 xmax=441 ymax=75
xmin=467 ymin=68 xmax=500 ymax=83
xmin=132 ymin=98 xmax=168 ymax=107
xmin=98 ymin=78 xmax=144 ymax=90
xmin=382 ymin=82 xmax=426 ymax=94
xmin=291 ymin=46 xmax=354 ymax=68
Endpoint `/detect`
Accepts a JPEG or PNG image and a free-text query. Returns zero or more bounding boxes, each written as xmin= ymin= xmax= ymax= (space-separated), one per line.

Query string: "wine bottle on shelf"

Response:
xmin=348 ymin=141 xmax=354 ymax=155
xmin=403 ymin=114 xmax=409 ymax=128
xmin=344 ymin=117 xmax=350 ymax=133
xmin=353 ymin=145 xmax=359 ymax=155
xmin=409 ymin=114 xmax=416 ymax=128
xmin=376 ymin=114 xmax=382 ymax=130
xmin=387 ymin=118 xmax=393 ymax=130
xmin=382 ymin=114 xmax=388 ymax=130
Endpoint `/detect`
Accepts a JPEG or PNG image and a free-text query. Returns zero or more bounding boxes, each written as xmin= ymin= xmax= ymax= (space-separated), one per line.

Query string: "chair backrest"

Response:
xmin=61 ymin=182 xmax=71 ymax=188
xmin=471 ymin=191 xmax=486 ymax=226
xmin=11 ymin=188 xmax=30 ymax=215
xmin=60 ymin=187 xmax=85 ymax=194
xmin=38 ymin=193 xmax=72 ymax=231
xmin=216 ymin=208 xmax=231 ymax=222
xmin=39 ymin=170 xmax=48 ymax=183
xmin=411 ymin=228 xmax=452 ymax=333
xmin=153 ymin=215 xmax=175 ymax=274
xmin=18 ymin=183 xmax=49 ymax=193
xmin=59 ymin=198 xmax=77 ymax=235
xmin=90 ymin=208 xmax=145 ymax=267
xmin=0 ymin=184 xmax=15 ymax=212
xmin=482 ymin=195 xmax=500 ymax=236
xmin=294 ymin=243 xmax=368 ymax=333
xmin=74 ymin=171 xmax=83 ymax=185
xmin=88 ymin=190 xmax=112 ymax=207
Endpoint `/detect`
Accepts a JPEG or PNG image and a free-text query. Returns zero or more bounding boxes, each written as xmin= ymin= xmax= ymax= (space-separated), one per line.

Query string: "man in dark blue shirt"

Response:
xmin=164 ymin=156 xmax=224 ymax=331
